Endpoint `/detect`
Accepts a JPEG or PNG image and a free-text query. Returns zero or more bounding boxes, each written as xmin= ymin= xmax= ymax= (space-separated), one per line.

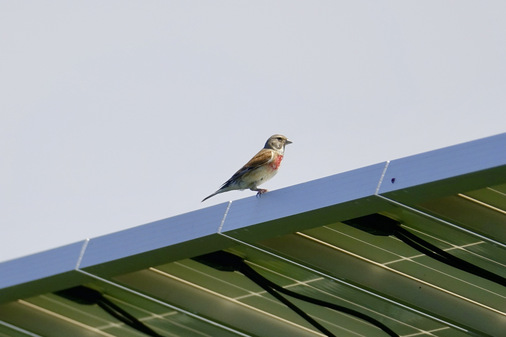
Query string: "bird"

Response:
xmin=202 ymin=134 xmax=292 ymax=202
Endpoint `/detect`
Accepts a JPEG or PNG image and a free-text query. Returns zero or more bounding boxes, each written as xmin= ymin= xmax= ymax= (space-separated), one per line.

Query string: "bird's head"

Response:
xmin=264 ymin=134 xmax=292 ymax=152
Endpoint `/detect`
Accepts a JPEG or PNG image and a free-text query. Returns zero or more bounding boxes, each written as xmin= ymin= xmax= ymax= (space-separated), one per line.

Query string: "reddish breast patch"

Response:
xmin=270 ymin=155 xmax=284 ymax=170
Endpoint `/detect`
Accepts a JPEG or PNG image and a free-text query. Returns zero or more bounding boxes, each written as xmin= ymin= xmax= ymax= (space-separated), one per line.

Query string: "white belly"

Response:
xmin=239 ymin=165 xmax=278 ymax=189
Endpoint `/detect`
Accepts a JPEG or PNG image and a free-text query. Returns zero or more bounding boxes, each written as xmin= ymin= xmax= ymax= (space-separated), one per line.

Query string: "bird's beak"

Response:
xmin=286 ymin=139 xmax=293 ymax=145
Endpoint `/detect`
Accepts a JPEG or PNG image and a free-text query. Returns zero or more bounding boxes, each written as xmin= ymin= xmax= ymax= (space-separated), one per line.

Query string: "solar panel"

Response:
xmin=1 ymin=133 xmax=505 ymax=336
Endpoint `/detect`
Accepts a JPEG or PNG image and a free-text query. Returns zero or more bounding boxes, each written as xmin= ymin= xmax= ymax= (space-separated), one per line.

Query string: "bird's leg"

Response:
xmin=251 ymin=187 xmax=268 ymax=198
xmin=256 ymin=189 xmax=268 ymax=197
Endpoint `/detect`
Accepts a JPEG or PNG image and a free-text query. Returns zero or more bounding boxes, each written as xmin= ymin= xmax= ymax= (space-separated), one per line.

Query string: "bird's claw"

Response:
xmin=256 ymin=189 xmax=268 ymax=198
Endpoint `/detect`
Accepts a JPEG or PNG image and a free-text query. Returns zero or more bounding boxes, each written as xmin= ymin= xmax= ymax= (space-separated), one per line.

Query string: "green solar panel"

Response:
xmin=1 ymin=134 xmax=505 ymax=336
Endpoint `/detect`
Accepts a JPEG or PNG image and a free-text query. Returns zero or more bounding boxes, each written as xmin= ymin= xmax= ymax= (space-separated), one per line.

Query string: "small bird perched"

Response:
xmin=202 ymin=134 xmax=292 ymax=202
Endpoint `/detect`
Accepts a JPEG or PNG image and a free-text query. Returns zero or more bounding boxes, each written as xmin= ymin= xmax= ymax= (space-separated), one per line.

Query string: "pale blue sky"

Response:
xmin=1 ymin=1 xmax=505 ymax=261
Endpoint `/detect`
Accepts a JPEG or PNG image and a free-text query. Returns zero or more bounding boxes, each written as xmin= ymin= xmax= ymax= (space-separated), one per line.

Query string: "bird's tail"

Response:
xmin=202 ymin=191 xmax=220 ymax=202
xmin=202 ymin=178 xmax=235 ymax=202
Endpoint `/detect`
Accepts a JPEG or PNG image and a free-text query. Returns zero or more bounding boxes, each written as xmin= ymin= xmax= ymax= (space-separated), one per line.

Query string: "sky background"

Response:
xmin=1 ymin=1 xmax=505 ymax=262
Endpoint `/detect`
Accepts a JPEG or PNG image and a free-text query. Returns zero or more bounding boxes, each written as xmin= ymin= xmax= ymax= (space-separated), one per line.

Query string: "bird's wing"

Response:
xmin=203 ymin=150 xmax=274 ymax=201
xmin=230 ymin=149 xmax=273 ymax=179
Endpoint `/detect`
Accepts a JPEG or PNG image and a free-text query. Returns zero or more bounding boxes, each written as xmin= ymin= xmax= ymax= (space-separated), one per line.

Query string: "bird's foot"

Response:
xmin=256 ymin=189 xmax=268 ymax=198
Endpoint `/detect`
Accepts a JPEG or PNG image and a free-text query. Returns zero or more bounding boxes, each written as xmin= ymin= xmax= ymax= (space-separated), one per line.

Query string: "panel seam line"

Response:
xmin=375 ymin=160 xmax=390 ymax=195
xmin=75 ymin=238 xmax=90 ymax=270
xmin=218 ymin=201 xmax=232 ymax=233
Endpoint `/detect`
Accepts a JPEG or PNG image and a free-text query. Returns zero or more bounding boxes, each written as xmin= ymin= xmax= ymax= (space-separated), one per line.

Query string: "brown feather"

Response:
xmin=230 ymin=149 xmax=274 ymax=178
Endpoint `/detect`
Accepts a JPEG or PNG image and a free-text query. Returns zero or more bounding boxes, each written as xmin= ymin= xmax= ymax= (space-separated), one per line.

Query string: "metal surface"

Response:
xmin=1 ymin=133 xmax=505 ymax=337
